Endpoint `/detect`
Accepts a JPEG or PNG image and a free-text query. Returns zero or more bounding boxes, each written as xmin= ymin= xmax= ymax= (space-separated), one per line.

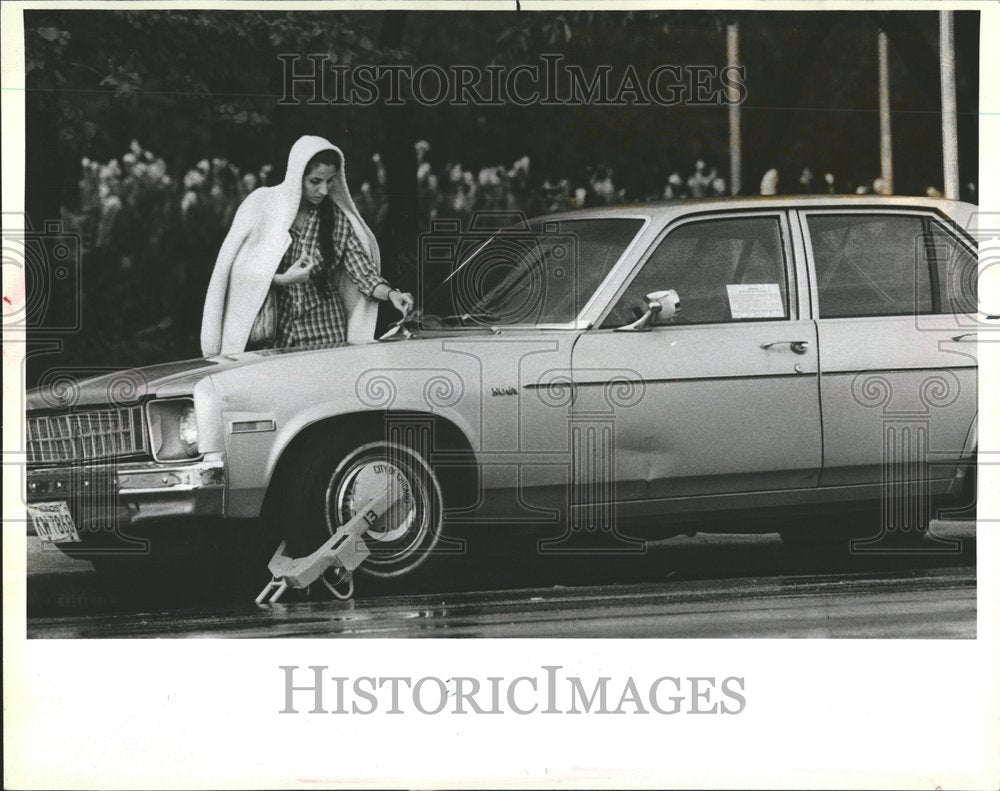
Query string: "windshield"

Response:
xmin=419 ymin=218 xmax=644 ymax=327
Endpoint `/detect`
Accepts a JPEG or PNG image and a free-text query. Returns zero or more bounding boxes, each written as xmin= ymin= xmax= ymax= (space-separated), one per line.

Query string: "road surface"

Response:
xmin=25 ymin=522 xmax=976 ymax=638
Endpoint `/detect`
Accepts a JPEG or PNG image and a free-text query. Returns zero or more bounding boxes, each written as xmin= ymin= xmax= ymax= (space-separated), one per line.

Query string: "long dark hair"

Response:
xmin=304 ymin=149 xmax=343 ymax=269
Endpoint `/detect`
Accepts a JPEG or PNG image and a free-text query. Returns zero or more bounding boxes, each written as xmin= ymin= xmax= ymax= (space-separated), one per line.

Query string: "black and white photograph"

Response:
xmin=3 ymin=1 xmax=998 ymax=788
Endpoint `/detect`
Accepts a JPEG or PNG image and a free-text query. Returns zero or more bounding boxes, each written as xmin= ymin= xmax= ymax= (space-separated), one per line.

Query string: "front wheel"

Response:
xmin=275 ymin=429 xmax=445 ymax=584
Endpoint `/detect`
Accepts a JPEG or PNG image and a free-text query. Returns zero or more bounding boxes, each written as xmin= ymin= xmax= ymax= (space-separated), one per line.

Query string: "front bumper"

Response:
xmin=26 ymin=455 xmax=226 ymax=543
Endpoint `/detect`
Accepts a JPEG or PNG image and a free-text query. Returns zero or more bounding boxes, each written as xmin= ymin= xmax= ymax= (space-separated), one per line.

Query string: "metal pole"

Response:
xmin=939 ymin=10 xmax=960 ymax=199
xmin=877 ymin=30 xmax=894 ymax=194
xmin=727 ymin=22 xmax=742 ymax=196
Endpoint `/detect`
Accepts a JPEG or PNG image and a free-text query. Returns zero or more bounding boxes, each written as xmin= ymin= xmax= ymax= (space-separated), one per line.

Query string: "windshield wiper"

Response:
xmin=425 ymin=311 xmax=502 ymax=326
xmin=379 ymin=310 xmax=503 ymax=340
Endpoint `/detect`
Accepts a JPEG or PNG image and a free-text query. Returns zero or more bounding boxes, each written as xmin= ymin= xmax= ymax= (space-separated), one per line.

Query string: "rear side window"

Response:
xmin=807 ymin=213 xmax=972 ymax=318
xmin=926 ymin=221 xmax=978 ymax=314
xmin=603 ymin=216 xmax=789 ymax=327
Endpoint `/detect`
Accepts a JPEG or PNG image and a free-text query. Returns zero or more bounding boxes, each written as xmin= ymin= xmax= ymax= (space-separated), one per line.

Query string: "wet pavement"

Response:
xmin=26 ymin=522 xmax=976 ymax=638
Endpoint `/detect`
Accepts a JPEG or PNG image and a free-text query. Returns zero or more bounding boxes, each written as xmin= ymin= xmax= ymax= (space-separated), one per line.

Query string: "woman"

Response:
xmin=200 ymin=135 xmax=414 ymax=356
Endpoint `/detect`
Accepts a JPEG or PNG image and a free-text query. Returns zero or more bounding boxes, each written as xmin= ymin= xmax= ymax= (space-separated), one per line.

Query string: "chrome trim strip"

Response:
xmin=823 ymin=365 xmax=977 ymax=376
xmin=564 ymin=372 xmax=813 ymax=388
xmin=116 ymin=485 xmax=218 ymax=494
xmin=27 ymin=459 xmax=219 ymax=476
xmin=28 ymin=459 xmax=225 ymax=493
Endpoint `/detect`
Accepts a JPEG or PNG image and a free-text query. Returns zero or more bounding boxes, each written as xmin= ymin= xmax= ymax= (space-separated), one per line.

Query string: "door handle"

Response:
xmin=760 ymin=340 xmax=810 ymax=354
xmin=951 ymin=333 xmax=977 ymax=341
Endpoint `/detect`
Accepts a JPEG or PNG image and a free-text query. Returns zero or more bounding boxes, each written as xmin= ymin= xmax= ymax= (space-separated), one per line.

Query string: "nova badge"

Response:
xmin=491 ymin=386 xmax=518 ymax=397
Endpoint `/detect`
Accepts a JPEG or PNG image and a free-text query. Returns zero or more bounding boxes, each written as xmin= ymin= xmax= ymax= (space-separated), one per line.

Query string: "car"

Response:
xmin=25 ymin=195 xmax=980 ymax=589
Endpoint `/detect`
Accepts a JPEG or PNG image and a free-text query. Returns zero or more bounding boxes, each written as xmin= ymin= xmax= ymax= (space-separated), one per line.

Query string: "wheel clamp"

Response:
xmin=255 ymin=487 xmax=402 ymax=604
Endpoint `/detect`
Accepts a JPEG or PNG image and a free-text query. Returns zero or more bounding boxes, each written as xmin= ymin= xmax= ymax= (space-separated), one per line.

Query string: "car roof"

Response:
xmin=533 ymin=194 xmax=974 ymax=222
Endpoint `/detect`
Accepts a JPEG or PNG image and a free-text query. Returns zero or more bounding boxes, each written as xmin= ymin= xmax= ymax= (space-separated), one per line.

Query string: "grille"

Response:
xmin=27 ymin=406 xmax=148 ymax=464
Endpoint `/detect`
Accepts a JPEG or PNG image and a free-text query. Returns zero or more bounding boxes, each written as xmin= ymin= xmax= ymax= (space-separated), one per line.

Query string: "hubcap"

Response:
xmin=336 ymin=459 xmax=416 ymax=543
xmin=324 ymin=445 xmax=437 ymax=576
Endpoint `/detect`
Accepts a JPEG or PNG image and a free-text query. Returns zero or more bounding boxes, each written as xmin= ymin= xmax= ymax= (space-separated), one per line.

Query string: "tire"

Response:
xmin=274 ymin=426 xmax=445 ymax=585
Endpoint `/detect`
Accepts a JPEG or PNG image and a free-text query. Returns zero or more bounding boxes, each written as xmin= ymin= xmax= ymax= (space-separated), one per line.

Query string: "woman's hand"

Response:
xmin=388 ymin=289 xmax=416 ymax=317
xmin=273 ymin=252 xmax=318 ymax=287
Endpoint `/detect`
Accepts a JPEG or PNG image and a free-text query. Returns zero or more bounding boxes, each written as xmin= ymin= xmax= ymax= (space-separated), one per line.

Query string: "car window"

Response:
xmin=808 ymin=213 xmax=953 ymax=318
xmin=926 ymin=220 xmax=978 ymax=314
xmin=422 ymin=218 xmax=644 ymax=325
xmin=603 ymin=216 xmax=789 ymax=328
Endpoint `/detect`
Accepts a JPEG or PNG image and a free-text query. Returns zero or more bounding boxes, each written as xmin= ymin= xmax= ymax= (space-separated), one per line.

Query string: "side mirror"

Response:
xmin=614 ymin=289 xmax=680 ymax=332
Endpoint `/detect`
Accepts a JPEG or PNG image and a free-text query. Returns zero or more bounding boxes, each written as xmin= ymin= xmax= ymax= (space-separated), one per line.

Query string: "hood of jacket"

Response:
xmin=199 ymin=135 xmax=382 ymax=356
xmin=277 ymin=135 xmax=364 ymax=235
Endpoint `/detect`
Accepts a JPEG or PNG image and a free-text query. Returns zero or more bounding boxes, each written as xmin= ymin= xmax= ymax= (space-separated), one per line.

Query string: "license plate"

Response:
xmin=28 ymin=501 xmax=81 ymax=543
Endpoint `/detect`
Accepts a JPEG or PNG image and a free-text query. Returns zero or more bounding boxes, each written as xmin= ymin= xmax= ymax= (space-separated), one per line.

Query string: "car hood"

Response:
xmin=23 ymin=329 xmax=507 ymax=411
xmin=25 ymin=345 xmax=358 ymax=411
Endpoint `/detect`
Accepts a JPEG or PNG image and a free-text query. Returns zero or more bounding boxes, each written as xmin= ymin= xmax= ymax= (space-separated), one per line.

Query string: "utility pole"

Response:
xmin=939 ymin=10 xmax=959 ymax=199
xmin=727 ymin=21 xmax=742 ymax=196
xmin=877 ymin=30 xmax=894 ymax=194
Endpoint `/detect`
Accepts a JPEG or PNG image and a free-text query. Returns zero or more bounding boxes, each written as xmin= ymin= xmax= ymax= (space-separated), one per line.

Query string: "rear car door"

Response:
xmin=796 ymin=208 xmax=978 ymax=491
xmin=572 ymin=210 xmax=822 ymax=506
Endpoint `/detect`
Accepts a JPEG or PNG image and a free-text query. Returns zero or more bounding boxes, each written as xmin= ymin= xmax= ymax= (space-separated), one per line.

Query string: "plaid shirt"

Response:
xmin=274 ymin=202 xmax=386 ymax=347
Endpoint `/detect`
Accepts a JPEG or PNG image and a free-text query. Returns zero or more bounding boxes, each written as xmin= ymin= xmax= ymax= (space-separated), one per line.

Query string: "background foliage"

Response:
xmin=23 ymin=10 xmax=979 ymax=382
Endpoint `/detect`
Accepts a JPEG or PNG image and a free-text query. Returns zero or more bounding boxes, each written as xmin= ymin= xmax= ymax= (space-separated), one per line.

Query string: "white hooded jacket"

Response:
xmin=200 ymin=136 xmax=381 ymax=356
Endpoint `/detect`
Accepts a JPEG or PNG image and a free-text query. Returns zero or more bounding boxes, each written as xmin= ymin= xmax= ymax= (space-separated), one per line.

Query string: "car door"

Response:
xmin=795 ymin=208 xmax=978 ymax=489
xmin=571 ymin=210 xmax=822 ymax=509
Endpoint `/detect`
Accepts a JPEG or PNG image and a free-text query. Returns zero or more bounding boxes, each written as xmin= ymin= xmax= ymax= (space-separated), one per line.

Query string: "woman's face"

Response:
xmin=302 ymin=163 xmax=338 ymax=205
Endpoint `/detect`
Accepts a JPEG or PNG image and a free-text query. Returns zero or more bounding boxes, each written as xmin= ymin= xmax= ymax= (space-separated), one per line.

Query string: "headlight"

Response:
xmin=147 ymin=398 xmax=200 ymax=460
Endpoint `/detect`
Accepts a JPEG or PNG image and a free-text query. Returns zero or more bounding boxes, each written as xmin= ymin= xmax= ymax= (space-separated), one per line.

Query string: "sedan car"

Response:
xmin=25 ymin=196 xmax=980 ymax=587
